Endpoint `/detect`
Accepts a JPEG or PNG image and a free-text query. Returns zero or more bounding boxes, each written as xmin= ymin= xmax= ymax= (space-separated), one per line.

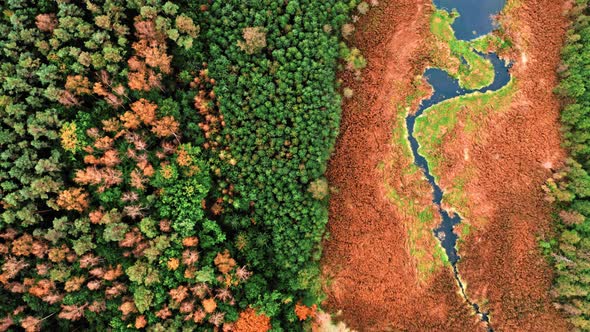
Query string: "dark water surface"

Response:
xmin=433 ymin=0 xmax=507 ymax=40
xmin=406 ymin=53 xmax=511 ymax=264
xmin=404 ymin=0 xmax=509 ymax=329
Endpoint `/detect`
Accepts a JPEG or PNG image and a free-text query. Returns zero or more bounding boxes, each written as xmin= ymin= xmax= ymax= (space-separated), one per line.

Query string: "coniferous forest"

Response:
xmin=546 ymin=0 xmax=590 ymax=329
xmin=0 ymin=1 xmax=359 ymax=330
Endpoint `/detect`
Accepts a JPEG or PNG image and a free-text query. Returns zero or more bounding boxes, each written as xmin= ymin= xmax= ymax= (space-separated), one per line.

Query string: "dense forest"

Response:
xmin=0 ymin=0 xmax=364 ymax=330
xmin=545 ymin=0 xmax=590 ymax=329
xmin=5 ymin=0 xmax=590 ymax=330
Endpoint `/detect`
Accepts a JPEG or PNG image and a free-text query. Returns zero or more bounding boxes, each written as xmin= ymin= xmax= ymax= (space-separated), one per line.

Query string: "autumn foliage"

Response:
xmin=56 ymin=188 xmax=89 ymax=212
xmin=1 ymin=0 xmax=359 ymax=330
xmin=295 ymin=303 xmax=318 ymax=321
xmin=127 ymin=19 xmax=171 ymax=91
xmin=234 ymin=308 xmax=272 ymax=332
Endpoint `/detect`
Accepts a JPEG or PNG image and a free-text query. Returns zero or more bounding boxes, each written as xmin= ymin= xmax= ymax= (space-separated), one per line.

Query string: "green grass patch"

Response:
xmin=384 ymin=180 xmax=448 ymax=282
xmin=455 ymin=221 xmax=472 ymax=252
xmin=471 ymin=34 xmax=511 ymax=54
xmin=444 ymin=173 xmax=470 ymax=212
xmin=430 ymin=9 xmax=497 ymax=90
xmin=503 ymin=0 xmax=524 ymax=13
xmin=414 ymin=79 xmax=516 ymax=214
xmin=430 ymin=9 xmax=456 ymax=43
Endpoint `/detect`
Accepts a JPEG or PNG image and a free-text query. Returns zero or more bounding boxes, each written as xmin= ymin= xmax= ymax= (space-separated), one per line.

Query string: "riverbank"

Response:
xmin=321 ymin=1 xmax=480 ymax=330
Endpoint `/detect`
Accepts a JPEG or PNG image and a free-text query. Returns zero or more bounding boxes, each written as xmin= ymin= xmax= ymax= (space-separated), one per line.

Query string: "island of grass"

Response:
xmin=430 ymin=9 xmax=509 ymax=90
xmin=413 ymin=5 xmax=515 ymax=222
xmin=383 ymin=79 xmax=450 ymax=282
xmin=414 ymin=79 xmax=516 ymax=220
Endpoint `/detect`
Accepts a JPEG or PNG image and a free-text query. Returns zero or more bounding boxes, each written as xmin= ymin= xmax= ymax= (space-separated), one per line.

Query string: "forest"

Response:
xmin=546 ymin=0 xmax=590 ymax=329
xmin=0 ymin=0 xmax=362 ymax=330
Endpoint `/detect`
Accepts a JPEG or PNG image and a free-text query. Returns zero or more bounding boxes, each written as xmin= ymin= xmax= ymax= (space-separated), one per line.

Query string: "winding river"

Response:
xmin=405 ymin=0 xmax=508 ymax=329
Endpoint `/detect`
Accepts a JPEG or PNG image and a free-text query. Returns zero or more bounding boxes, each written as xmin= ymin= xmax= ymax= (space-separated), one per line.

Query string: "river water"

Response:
xmin=405 ymin=0 xmax=509 ymax=329
xmin=434 ymin=0 xmax=506 ymax=40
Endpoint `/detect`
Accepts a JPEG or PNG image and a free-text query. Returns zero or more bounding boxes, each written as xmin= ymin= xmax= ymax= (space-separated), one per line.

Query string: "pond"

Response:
xmin=433 ymin=0 xmax=507 ymax=40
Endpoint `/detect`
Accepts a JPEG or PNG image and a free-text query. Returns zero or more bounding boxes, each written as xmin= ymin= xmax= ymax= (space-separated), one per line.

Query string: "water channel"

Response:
xmin=405 ymin=0 xmax=508 ymax=330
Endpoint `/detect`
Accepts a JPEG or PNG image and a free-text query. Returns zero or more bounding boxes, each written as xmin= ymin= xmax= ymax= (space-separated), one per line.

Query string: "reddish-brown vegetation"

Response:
xmin=127 ymin=18 xmax=171 ymax=91
xmin=233 ymin=308 xmax=271 ymax=332
xmin=321 ymin=0 xmax=480 ymax=330
xmin=294 ymin=303 xmax=317 ymax=321
xmin=34 ymin=14 xmax=57 ymax=32
xmin=323 ymin=0 xmax=572 ymax=330
xmin=437 ymin=0 xmax=573 ymax=330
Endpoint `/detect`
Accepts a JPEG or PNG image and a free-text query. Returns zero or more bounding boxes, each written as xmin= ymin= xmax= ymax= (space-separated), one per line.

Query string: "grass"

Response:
xmin=387 ymin=182 xmax=449 ymax=282
xmin=381 ymin=83 xmax=453 ymax=282
xmin=381 ymin=0 xmax=517 ymax=292
xmin=454 ymin=211 xmax=473 ymax=252
xmin=503 ymin=0 xmax=524 ymax=13
xmin=430 ymin=10 xmax=497 ymax=90
xmin=394 ymin=77 xmax=430 ymax=161
xmin=365 ymin=5 xmax=385 ymax=33
xmin=444 ymin=172 xmax=470 ymax=213
xmin=471 ymin=34 xmax=511 ymax=54
xmin=383 ymin=5 xmax=516 ymax=280
xmin=414 ymin=79 xmax=516 ymax=216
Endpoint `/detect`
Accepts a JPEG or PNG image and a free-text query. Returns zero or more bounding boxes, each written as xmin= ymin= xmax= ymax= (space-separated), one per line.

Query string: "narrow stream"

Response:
xmin=405 ymin=1 xmax=508 ymax=330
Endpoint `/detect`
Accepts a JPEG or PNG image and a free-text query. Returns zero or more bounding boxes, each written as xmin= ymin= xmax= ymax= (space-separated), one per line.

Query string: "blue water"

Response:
xmin=433 ymin=0 xmax=506 ymax=40
xmin=405 ymin=0 xmax=509 ymax=329
xmin=406 ymin=53 xmax=511 ymax=265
